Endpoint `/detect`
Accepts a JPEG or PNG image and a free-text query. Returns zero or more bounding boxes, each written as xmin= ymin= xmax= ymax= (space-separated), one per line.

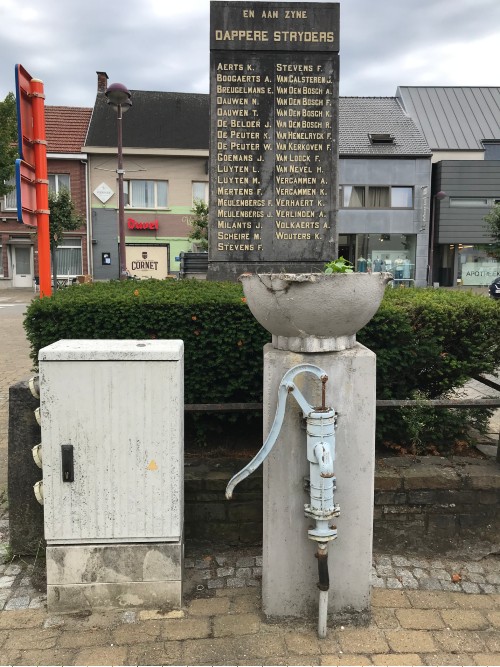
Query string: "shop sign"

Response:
xmin=126 ymin=246 xmax=168 ymax=279
xmin=462 ymin=262 xmax=500 ymax=286
xmin=93 ymin=182 xmax=114 ymax=203
xmin=127 ymin=217 xmax=159 ymax=231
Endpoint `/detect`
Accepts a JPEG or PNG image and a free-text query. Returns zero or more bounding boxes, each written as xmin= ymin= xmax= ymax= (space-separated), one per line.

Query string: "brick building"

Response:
xmin=0 ymin=106 xmax=91 ymax=289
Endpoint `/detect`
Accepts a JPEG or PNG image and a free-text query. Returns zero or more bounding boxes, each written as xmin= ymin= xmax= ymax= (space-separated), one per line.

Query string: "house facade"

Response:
xmin=338 ymin=98 xmax=432 ymax=287
xmin=0 ymin=105 xmax=91 ymax=289
xmin=85 ymin=73 xmax=209 ymax=279
xmin=397 ymin=86 xmax=500 ymax=286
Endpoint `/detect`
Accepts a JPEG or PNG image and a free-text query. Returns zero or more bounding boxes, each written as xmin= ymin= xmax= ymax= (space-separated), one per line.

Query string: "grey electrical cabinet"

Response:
xmin=39 ymin=339 xmax=184 ymax=611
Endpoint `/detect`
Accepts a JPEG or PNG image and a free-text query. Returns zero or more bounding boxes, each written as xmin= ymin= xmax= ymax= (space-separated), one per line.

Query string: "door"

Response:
xmin=12 ymin=246 xmax=33 ymax=288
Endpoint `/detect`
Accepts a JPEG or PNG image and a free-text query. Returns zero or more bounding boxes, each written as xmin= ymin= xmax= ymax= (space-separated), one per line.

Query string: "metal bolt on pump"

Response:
xmin=226 ymin=363 xmax=340 ymax=638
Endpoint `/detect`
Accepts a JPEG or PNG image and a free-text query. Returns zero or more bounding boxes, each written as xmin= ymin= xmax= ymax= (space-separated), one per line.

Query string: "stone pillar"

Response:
xmin=262 ymin=343 xmax=375 ymax=617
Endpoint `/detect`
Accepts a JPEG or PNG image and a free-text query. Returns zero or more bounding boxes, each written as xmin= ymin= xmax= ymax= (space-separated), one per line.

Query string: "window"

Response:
xmin=48 ymin=174 xmax=70 ymax=194
xmin=391 ymin=187 xmax=413 ymax=208
xmin=56 ymin=237 xmax=82 ymax=276
xmin=341 ymin=186 xmax=413 ymax=209
xmin=450 ymin=197 xmax=491 ymax=207
xmin=0 ymin=245 xmax=3 ymax=276
xmin=2 ymin=177 xmax=16 ymax=210
xmin=124 ymin=180 xmax=168 ymax=208
xmin=368 ymin=133 xmax=394 ymax=144
xmin=192 ymin=181 xmax=209 ymax=204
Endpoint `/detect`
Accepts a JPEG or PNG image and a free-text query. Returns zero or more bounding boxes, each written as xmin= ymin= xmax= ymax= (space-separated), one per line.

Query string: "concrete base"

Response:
xmin=46 ymin=542 xmax=182 ymax=612
xmin=262 ymin=343 xmax=375 ymax=618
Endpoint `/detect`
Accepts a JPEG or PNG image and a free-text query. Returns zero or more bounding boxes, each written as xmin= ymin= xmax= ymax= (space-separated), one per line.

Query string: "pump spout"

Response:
xmin=313 ymin=442 xmax=334 ymax=478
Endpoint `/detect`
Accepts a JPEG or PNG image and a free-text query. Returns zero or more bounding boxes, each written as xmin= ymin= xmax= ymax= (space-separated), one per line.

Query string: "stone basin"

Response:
xmin=239 ymin=272 xmax=393 ymax=352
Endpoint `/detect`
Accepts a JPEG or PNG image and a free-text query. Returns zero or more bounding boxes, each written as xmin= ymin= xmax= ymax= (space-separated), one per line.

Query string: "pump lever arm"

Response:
xmin=225 ymin=364 xmax=328 ymax=500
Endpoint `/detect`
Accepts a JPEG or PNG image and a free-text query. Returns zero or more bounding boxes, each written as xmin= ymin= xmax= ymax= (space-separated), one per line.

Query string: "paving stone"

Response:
xmin=440 ymin=608 xmax=489 ymax=630
xmin=236 ymin=566 xmax=252 ymax=578
xmin=73 ymin=645 xmax=128 ymax=665
xmin=398 ymin=572 xmax=419 ymax=589
xmin=405 ymin=591 xmax=455 ymax=609
xmin=429 ymin=568 xmax=451 ymax=580
xmin=16 ymin=648 xmax=77 ymax=665
xmin=213 ymin=612 xmax=260 ymax=637
xmin=181 ymin=636 xmax=240 ymax=664
xmin=336 ymin=628 xmax=390 ymax=654
xmin=473 ymin=654 xmax=500 ymax=667
xmin=4 ymin=627 xmax=60 ymax=651
xmin=207 ymin=577 xmax=225 ymax=589
xmin=419 ymin=577 xmax=442 ymax=591
xmin=486 ymin=572 xmax=500 ymax=585
xmin=413 ymin=567 xmax=429 ymax=579
xmin=162 ymin=617 xmax=211 ymax=640
xmin=44 ymin=615 xmax=65 ymax=629
xmin=371 ymin=608 xmax=400 ymax=630
xmin=375 ymin=555 xmax=392 ymax=568
xmin=234 ymin=633 xmax=289 ymax=659
xmin=449 ymin=592 xmax=495 ymax=609
xmin=462 ymin=581 xmax=481 ymax=594
xmin=113 ymin=620 xmax=160 ymax=645
xmin=3 ymin=563 xmax=22 ymax=576
xmin=230 ymin=591 xmax=261 ymax=614
xmin=371 ymin=574 xmax=385 ymax=588
xmin=384 ymin=629 xmax=437 ymax=653
xmin=287 ymin=653 xmax=321 ymax=665
xmin=375 ymin=564 xmax=395 ymax=577
xmin=422 ymin=652 xmax=475 ymax=665
xmin=188 ymin=596 xmax=230 ymax=616
xmin=395 ymin=608 xmax=445 ymax=630
xmin=386 ymin=577 xmax=403 ymax=589
xmin=372 ymin=654 xmax=423 ymax=665
xmin=392 ymin=555 xmax=411 ymax=567
xmin=479 ymin=583 xmax=496 ymax=594
xmin=371 ymin=588 xmax=410 ymax=608
xmin=120 ymin=610 xmax=137 ymax=624
xmin=255 ymin=555 xmax=263 ymax=567
xmin=0 ymin=608 xmax=45 ymax=629
xmin=464 ymin=561 xmax=485 ymax=573
xmin=138 ymin=609 xmax=185 ymax=620
xmin=217 ymin=566 xmax=235 ymax=577
xmin=59 ymin=627 xmax=113 ymax=648
xmin=227 ymin=576 xmax=245 ymax=587
xmin=0 ymin=575 xmax=15 ymax=588
xmin=236 ymin=556 xmax=255 ymax=567
xmin=284 ymin=630 xmax=321 ymax=655
xmin=466 ymin=571 xmax=486 ymax=584
xmin=320 ymin=653 xmax=372 ymax=665
xmin=433 ymin=630 xmax=488 ymax=652
xmin=482 ymin=630 xmax=500 ymax=652
xmin=127 ymin=639 xmax=182 ymax=665
xmin=4 ymin=595 xmax=30 ymax=610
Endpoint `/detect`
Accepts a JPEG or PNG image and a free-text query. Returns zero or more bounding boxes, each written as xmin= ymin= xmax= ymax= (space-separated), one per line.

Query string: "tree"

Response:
xmin=0 ymin=92 xmax=18 ymax=198
xmin=48 ymin=188 xmax=84 ymax=289
xmin=188 ymin=199 xmax=208 ymax=250
xmin=483 ymin=203 xmax=500 ymax=260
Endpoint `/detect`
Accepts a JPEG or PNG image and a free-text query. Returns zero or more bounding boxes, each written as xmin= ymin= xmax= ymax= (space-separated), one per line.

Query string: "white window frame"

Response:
xmin=56 ymin=237 xmax=82 ymax=278
xmin=48 ymin=173 xmax=70 ymax=195
xmin=192 ymin=181 xmax=209 ymax=205
xmin=2 ymin=177 xmax=16 ymax=211
xmin=124 ymin=180 xmax=169 ymax=209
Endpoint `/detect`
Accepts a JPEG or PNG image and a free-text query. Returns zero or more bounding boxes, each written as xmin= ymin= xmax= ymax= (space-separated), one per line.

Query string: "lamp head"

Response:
xmin=105 ymin=83 xmax=132 ymax=112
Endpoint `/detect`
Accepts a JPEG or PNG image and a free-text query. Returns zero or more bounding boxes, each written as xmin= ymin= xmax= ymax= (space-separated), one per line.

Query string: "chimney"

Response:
xmin=96 ymin=71 xmax=109 ymax=93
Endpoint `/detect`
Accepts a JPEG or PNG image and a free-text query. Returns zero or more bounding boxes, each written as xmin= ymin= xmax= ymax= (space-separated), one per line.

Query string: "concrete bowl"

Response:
xmin=239 ymin=272 xmax=392 ymax=352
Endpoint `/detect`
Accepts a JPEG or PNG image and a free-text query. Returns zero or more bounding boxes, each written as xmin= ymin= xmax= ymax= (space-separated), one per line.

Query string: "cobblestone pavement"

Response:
xmin=0 ymin=544 xmax=499 ymax=666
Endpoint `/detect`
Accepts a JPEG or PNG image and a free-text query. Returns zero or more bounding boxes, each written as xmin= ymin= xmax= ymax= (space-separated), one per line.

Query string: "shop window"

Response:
xmin=48 ymin=174 xmax=70 ymax=194
xmin=355 ymin=233 xmax=417 ymax=286
xmin=341 ymin=185 xmax=413 ymax=209
xmin=124 ymin=180 xmax=168 ymax=209
xmin=56 ymin=237 xmax=82 ymax=277
xmin=2 ymin=177 xmax=16 ymax=210
xmin=192 ymin=181 xmax=209 ymax=205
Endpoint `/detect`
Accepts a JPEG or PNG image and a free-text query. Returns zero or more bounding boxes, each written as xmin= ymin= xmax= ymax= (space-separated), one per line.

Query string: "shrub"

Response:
xmin=24 ymin=281 xmax=500 ymax=452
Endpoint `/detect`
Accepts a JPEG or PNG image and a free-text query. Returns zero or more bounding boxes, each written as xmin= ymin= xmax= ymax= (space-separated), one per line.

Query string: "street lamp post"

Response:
xmin=428 ymin=190 xmax=447 ymax=287
xmin=105 ymin=83 xmax=132 ymax=280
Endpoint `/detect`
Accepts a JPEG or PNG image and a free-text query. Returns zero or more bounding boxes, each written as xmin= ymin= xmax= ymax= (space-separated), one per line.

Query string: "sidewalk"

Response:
xmin=0 ymin=287 xmax=499 ymax=665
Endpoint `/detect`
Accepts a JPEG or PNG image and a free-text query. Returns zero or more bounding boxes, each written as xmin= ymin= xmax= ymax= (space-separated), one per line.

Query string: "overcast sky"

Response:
xmin=1 ymin=0 xmax=500 ymax=107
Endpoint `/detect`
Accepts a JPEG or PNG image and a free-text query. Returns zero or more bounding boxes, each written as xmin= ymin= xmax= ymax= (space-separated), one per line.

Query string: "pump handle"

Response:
xmin=225 ymin=364 xmax=328 ymax=499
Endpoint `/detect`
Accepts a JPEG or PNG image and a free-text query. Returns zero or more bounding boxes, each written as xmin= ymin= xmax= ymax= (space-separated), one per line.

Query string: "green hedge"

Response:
xmin=24 ymin=280 xmax=500 ymax=452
